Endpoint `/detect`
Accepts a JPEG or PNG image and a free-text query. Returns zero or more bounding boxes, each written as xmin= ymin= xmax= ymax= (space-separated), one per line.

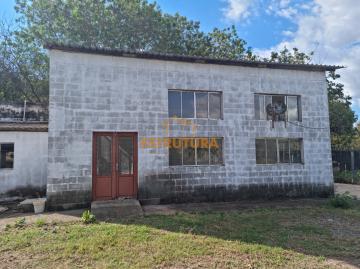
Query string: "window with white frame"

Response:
xmin=168 ymin=90 xmax=222 ymax=119
xmin=169 ymin=137 xmax=223 ymax=166
xmin=255 ymin=138 xmax=303 ymax=164
xmin=254 ymin=94 xmax=301 ymax=122
xmin=0 ymin=143 xmax=14 ymax=168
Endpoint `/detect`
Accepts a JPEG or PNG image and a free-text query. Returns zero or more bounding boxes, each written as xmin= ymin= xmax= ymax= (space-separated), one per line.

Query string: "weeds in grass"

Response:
xmin=35 ymin=218 xmax=46 ymax=227
xmin=330 ymin=192 xmax=356 ymax=209
xmin=0 ymin=207 xmax=359 ymax=268
xmin=14 ymin=217 xmax=26 ymax=228
xmin=81 ymin=210 xmax=96 ymax=224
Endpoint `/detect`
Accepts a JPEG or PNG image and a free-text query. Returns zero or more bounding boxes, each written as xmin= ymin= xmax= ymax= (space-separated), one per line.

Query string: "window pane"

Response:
xmin=169 ymin=138 xmax=182 ymax=165
xmin=0 ymin=143 xmax=14 ymax=168
xmin=272 ymin=95 xmax=286 ymax=121
xmin=287 ymin=96 xmax=299 ymax=122
xmin=255 ymin=139 xmax=266 ymax=164
xmin=196 ymin=138 xmax=209 ymax=165
xmin=169 ymin=146 xmax=182 ymax=166
xmin=290 ymin=139 xmax=302 ymax=163
xmin=210 ymin=138 xmax=223 ymax=165
xmin=278 ymin=139 xmax=290 ymax=163
xmin=196 ymin=92 xmax=208 ymax=118
xmin=182 ymin=138 xmax=196 ymax=165
xmin=265 ymin=95 xmax=272 ymax=120
xmin=168 ymin=91 xmax=181 ymax=118
xmin=118 ymin=137 xmax=133 ymax=175
xmin=254 ymin=94 xmax=260 ymax=120
xmin=182 ymin=92 xmax=194 ymax=118
xmin=255 ymin=94 xmax=266 ymax=120
xmin=96 ymin=136 xmax=112 ymax=176
xmin=266 ymin=139 xmax=277 ymax=164
xmin=209 ymin=92 xmax=222 ymax=119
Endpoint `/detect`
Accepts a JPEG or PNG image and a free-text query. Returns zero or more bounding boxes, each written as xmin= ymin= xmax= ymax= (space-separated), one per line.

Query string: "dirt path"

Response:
xmin=0 ymin=210 xmax=82 ymax=230
xmin=335 ymin=183 xmax=360 ymax=198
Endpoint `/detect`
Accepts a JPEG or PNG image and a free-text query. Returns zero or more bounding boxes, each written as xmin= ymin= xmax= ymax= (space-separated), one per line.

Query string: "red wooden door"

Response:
xmin=93 ymin=132 xmax=138 ymax=201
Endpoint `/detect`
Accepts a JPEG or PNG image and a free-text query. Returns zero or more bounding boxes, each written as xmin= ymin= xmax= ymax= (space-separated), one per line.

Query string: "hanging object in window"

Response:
xmin=266 ymin=101 xmax=287 ymax=128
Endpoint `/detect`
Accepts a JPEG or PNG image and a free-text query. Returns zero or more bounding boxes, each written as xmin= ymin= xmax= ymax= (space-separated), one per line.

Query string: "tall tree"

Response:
xmin=14 ymin=0 xmax=254 ymax=58
xmin=0 ymin=18 xmax=48 ymax=104
xmin=327 ymin=71 xmax=358 ymax=149
xmin=0 ymin=0 xmax=254 ymax=103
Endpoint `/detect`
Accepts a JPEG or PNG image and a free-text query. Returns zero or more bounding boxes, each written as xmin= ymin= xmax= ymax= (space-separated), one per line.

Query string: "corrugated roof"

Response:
xmin=0 ymin=122 xmax=48 ymax=132
xmin=45 ymin=43 xmax=343 ymax=72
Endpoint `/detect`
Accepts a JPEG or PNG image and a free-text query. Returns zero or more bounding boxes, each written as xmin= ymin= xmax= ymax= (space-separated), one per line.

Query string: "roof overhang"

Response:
xmin=45 ymin=43 xmax=344 ymax=72
xmin=0 ymin=122 xmax=48 ymax=132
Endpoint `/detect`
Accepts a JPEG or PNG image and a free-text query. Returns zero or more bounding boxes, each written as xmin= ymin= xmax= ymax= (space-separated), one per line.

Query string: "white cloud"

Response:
xmin=266 ymin=0 xmax=317 ymax=21
xmin=259 ymin=0 xmax=360 ymax=109
xmin=282 ymin=30 xmax=294 ymax=38
xmin=222 ymin=0 xmax=253 ymax=21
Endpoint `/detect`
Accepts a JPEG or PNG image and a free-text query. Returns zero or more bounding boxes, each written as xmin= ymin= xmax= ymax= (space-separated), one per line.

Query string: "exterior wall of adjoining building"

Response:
xmin=0 ymin=131 xmax=48 ymax=197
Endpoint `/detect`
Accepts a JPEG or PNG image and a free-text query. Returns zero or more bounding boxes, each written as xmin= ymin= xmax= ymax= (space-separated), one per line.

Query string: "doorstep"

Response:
xmin=91 ymin=199 xmax=143 ymax=220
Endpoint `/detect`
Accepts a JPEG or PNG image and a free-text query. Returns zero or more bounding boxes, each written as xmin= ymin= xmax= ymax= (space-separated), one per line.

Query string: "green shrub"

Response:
xmin=81 ymin=210 xmax=96 ymax=224
xmin=330 ymin=192 xmax=356 ymax=209
xmin=14 ymin=217 xmax=26 ymax=228
xmin=334 ymin=170 xmax=360 ymax=184
xmin=35 ymin=218 xmax=46 ymax=227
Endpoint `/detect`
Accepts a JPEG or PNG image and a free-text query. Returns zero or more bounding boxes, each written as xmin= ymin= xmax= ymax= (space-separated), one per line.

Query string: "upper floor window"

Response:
xmin=255 ymin=138 xmax=303 ymax=164
xmin=254 ymin=94 xmax=301 ymax=122
xmin=0 ymin=143 xmax=14 ymax=169
xmin=168 ymin=90 xmax=222 ymax=119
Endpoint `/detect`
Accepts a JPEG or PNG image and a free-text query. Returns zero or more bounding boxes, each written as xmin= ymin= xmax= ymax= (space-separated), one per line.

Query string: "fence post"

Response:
xmin=351 ymin=150 xmax=355 ymax=184
xmin=22 ymin=99 xmax=27 ymax=121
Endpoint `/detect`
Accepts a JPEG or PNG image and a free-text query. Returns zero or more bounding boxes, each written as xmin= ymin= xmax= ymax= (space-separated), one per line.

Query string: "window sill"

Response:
xmin=256 ymin=163 xmax=304 ymax=166
xmin=254 ymin=119 xmax=303 ymax=123
xmin=169 ymin=164 xmax=225 ymax=167
xmin=168 ymin=117 xmax=223 ymax=121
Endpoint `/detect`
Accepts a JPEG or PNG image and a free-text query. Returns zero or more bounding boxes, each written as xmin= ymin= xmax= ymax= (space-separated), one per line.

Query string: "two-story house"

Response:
xmin=46 ymin=44 xmax=340 ymax=209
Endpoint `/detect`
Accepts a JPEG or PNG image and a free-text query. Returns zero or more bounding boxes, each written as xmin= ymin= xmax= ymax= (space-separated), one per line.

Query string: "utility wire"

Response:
xmin=286 ymin=120 xmax=328 ymax=130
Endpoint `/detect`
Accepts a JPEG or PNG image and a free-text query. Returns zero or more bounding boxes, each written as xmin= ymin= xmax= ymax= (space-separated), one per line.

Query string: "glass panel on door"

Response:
xmin=118 ymin=137 xmax=134 ymax=175
xmin=96 ymin=136 xmax=112 ymax=176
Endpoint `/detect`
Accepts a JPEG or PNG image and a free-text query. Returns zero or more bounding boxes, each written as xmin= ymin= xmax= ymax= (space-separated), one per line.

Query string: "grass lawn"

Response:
xmin=1 ymin=203 xmax=360 ymax=268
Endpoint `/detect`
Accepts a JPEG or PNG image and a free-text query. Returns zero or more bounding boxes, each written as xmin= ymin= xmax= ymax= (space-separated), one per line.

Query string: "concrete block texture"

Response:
xmin=47 ymin=50 xmax=333 ymax=208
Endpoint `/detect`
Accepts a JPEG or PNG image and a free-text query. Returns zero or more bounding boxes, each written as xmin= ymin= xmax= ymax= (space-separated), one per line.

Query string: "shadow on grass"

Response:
xmin=113 ymin=202 xmax=360 ymax=267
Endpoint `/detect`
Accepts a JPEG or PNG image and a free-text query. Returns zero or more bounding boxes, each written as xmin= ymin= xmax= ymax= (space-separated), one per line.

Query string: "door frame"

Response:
xmin=92 ymin=132 xmax=138 ymax=201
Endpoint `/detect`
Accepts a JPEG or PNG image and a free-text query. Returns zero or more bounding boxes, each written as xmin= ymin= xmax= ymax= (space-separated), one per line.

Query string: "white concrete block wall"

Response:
xmin=0 ymin=132 xmax=48 ymax=196
xmin=47 ymin=49 xmax=333 ymax=208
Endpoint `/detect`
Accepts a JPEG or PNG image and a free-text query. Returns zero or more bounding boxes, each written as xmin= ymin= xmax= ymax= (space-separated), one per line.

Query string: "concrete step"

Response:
xmin=91 ymin=199 xmax=143 ymax=220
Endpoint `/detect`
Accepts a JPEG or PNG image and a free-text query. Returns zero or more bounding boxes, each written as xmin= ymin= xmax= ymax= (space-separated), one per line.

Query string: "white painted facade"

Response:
xmin=0 ymin=131 xmax=48 ymax=197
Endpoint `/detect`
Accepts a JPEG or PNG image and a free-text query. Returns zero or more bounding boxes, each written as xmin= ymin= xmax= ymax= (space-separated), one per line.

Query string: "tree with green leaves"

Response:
xmin=0 ymin=0 xmax=255 ymax=103
xmin=327 ymin=71 xmax=358 ymax=150
xmin=267 ymin=47 xmax=314 ymax=64
xmin=0 ymin=18 xmax=48 ymax=104
xmin=14 ymin=0 xmax=254 ymax=58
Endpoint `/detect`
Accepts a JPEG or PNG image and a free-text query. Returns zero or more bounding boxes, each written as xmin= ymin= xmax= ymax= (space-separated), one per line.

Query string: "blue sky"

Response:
xmin=1 ymin=0 xmax=359 ymax=118
xmin=153 ymin=0 xmax=298 ymax=50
